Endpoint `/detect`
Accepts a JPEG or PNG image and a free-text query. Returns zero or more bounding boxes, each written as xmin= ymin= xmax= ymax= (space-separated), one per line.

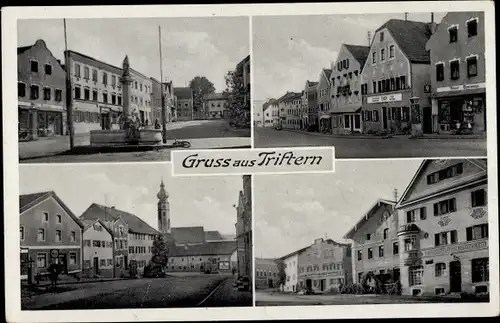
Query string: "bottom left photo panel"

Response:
xmin=18 ymin=163 xmax=253 ymax=310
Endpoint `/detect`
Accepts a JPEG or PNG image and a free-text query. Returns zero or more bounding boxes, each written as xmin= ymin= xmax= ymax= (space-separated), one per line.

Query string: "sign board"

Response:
xmin=437 ymin=82 xmax=486 ymax=93
xmin=367 ymin=93 xmax=403 ymax=104
xmin=50 ymin=249 xmax=59 ymax=258
xmin=422 ymin=240 xmax=488 ymax=257
xmin=424 ymin=84 xmax=431 ymax=93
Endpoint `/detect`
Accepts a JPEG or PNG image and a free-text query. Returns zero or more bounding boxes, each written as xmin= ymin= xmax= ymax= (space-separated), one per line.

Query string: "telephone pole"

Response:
xmin=159 ymin=26 xmax=167 ymax=144
xmin=63 ymin=19 xmax=75 ymax=150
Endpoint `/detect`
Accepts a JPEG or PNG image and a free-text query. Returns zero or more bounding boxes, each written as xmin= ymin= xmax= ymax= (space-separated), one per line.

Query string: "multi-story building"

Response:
xmin=237 ymin=55 xmax=251 ymax=108
xmin=281 ymin=250 xmax=303 ymax=292
xmin=317 ymin=68 xmax=332 ymax=132
xmin=174 ymin=87 xmax=193 ymax=121
xmin=283 ymin=92 xmax=302 ymax=129
xmin=19 ymin=191 xmax=84 ymax=282
xmin=255 ymin=258 xmax=280 ymax=289
xmin=395 ymin=159 xmax=488 ymax=296
xmin=300 ymin=90 xmax=308 ymax=130
xmin=150 ymin=77 xmax=163 ymax=125
xmin=80 ymin=218 xmax=115 ymax=278
xmin=167 ymin=241 xmax=237 ymax=273
xmin=262 ymin=99 xmax=278 ymax=127
xmin=130 ymin=70 xmax=153 ymax=126
xmin=426 ymin=12 xmax=486 ymax=134
xmin=163 ymin=81 xmax=176 ymax=122
xmin=18 ymin=39 xmax=67 ymax=140
xmin=343 ymin=199 xmax=400 ymax=284
xmin=276 ymin=92 xmax=293 ymax=128
xmin=297 ymin=238 xmax=353 ymax=293
xmin=360 ymin=18 xmax=436 ymax=134
xmin=236 ymin=175 xmax=252 ymax=286
xmin=204 ymin=93 xmax=228 ymax=119
xmin=330 ymin=44 xmax=370 ymax=134
xmin=253 ymin=100 xmax=265 ymax=127
xmin=305 ymin=81 xmax=319 ymax=128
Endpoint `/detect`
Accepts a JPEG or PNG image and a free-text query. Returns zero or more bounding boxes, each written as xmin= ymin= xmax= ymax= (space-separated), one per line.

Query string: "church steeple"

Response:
xmin=157 ymin=179 xmax=170 ymax=233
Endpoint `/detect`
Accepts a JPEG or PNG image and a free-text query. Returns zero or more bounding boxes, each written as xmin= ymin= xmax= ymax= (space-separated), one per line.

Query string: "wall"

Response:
xmin=128 ymin=232 xmax=155 ymax=272
xmin=177 ymin=98 xmax=193 ymax=121
xmin=255 ymin=258 xmax=280 ymax=289
xmin=168 ymin=253 xmax=235 ymax=272
xmin=130 ymin=71 xmax=153 ymax=123
xmin=82 ymin=222 xmax=114 ymax=277
xmin=283 ymin=254 xmax=299 ymax=292
xmin=208 ymin=99 xmax=228 ymax=119
xmin=317 ymin=71 xmax=331 ymax=115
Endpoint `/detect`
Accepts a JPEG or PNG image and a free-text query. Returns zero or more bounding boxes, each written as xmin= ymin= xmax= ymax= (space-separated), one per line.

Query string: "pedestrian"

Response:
xmin=48 ymin=262 xmax=59 ymax=290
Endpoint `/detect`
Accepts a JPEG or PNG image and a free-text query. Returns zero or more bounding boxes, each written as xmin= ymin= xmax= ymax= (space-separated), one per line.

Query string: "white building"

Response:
xmin=263 ymin=99 xmax=278 ymax=127
xmin=253 ymin=100 xmax=265 ymax=127
xmin=81 ymin=218 xmax=115 ymax=278
xmin=281 ymin=251 xmax=300 ymax=292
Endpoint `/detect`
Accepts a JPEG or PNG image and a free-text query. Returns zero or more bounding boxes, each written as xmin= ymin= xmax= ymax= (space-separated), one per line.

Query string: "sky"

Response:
xmin=19 ymin=164 xmax=244 ymax=235
xmin=253 ymin=12 xmax=447 ymax=101
xmin=254 ymin=159 xmax=423 ymax=259
xmin=18 ymin=17 xmax=249 ymax=92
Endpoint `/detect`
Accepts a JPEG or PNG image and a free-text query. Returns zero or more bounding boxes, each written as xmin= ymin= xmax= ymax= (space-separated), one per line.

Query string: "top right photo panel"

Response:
xmin=252 ymin=12 xmax=488 ymax=159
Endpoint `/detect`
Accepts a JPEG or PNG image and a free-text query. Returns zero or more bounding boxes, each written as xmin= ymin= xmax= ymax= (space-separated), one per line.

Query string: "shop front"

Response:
xmin=331 ymin=106 xmax=362 ymax=135
xmin=432 ymin=84 xmax=486 ymax=135
xmin=319 ymin=114 xmax=332 ymax=133
xmin=18 ymin=102 xmax=65 ymax=141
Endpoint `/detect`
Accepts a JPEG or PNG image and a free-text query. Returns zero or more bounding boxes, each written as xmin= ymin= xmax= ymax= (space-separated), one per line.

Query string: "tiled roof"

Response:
xmin=17 ymin=45 xmax=32 ymax=55
xmin=344 ymin=44 xmax=371 ymax=67
xmin=173 ymin=87 xmax=192 ymax=100
xmin=19 ymin=191 xmax=51 ymax=210
xmin=203 ymin=92 xmax=226 ymax=100
xmin=283 ymin=92 xmax=302 ymax=102
xmin=343 ymin=199 xmax=396 ymax=239
xmin=171 ymin=226 xmax=206 ymax=244
xmin=169 ymin=241 xmax=237 ymax=257
xmin=377 ymin=19 xmax=433 ymax=63
xmin=205 ymin=230 xmax=224 ymax=241
xmin=80 ymin=203 xmax=159 ymax=235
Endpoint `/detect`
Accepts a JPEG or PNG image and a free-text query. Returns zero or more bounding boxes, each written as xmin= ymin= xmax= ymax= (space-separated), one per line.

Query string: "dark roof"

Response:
xmin=169 ymin=241 xmax=237 ymax=257
xmin=19 ymin=191 xmax=50 ymax=210
xmin=306 ymin=81 xmax=318 ymax=87
xmin=171 ymin=226 xmax=206 ymax=244
xmin=17 ymin=45 xmax=32 ymax=55
xmin=236 ymin=55 xmax=250 ymax=68
xmin=283 ymin=92 xmax=302 ymax=102
xmin=262 ymin=98 xmax=277 ymax=111
xmin=344 ymin=44 xmax=371 ymax=67
xmin=205 ymin=230 xmax=224 ymax=241
xmin=173 ymin=87 xmax=192 ymax=100
xmin=344 ymin=199 xmax=396 ymax=239
xmin=323 ymin=68 xmax=332 ymax=80
xmin=80 ymin=203 xmax=158 ymax=235
xmin=203 ymin=92 xmax=226 ymax=100
xmin=376 ymin=19 xmax=433 ymax=63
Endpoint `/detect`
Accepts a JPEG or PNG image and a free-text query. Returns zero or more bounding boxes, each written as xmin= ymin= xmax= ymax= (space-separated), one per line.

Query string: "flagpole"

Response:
xmin=63 ymin=19 xmax=75 ymax=150
xmin=159 ymin=26 xmax=167 ymax=144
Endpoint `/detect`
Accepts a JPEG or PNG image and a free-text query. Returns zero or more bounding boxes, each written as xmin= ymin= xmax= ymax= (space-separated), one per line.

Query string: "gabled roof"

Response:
xmin=80 ymin=203 xmax=158 ymax=235
xmin=173 ymin=87 xmax=192 ymax=100
xmin=171 ymin=226 xmax=206 ymax=244
xmin=344 ymin=44 xmax=371 ymax=67
xmin=80 ymin=218 xmax=114 ymax=237
xmin=323 ymin=68 xmax=332 ymax=80
xmin=376 ymin=19 xmax=433 ymax=64
xmin=343 ymin=199 xmax=396 ymax=239
xmin=236 ymin=55 xmax=250 ymax=68
xmin=203 ymin=92 xmax=226 ymax=100
xmin=169 ymin=240 xmax=237 ymax=257
xmin=306 ymin=80 xmax=319 ymax=88
xmin=280 ymin=238 xmax=350 ymax=260
xmin=276 ymin=92 xmax=297 ymax=103
xmin=262 ymin=99 xmax=277 ymax=111
xmin=17 ymin=45 xmax=32 ymax=55
xmin=205 ymin=230 xmax=224 ymax=241
xmin=282 ymin=92 xmax=302 ymax=102
xmin=19 ymin=191 xmax=84 ymax=229
xmin=18 ymin=39 xmax=65 ymax=70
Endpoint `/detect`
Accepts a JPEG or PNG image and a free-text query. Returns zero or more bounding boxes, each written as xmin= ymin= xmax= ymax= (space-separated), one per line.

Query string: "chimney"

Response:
xmin=429 ymin=13 xmax=437 ymax=34
xmin=367 ymin=31 xmax=372 ymax=46
xmin=405 ymin=13 xmax=408 ymax=21
xmin=431 ymin=12 xmax=434 ymax=23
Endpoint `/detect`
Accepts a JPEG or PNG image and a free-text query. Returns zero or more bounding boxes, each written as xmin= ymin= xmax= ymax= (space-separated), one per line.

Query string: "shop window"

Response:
xmin=45 ymin=64 xmax=52 ymax=75
xmin=69 ymin=252 xmax=77 ymax=265
xmin=435 ymin=288 xmax=446 ymax=295
xmin=368 ymin=247 xmax=373 ymax=259
xmin=30 ymin=85 xmax=39 ymax=100
xmin=436 ymin=63 xmax=444 ymax=81
xmin=471 ymin=258 xmax=489 ymax=283
xmin=389 ymin=45 xmax=395 ymax=58
xmin=449 ymin=26 xmax=458 ymax=43
xmin=467 ymin=19 xmax=478 ymax=37
xmin=378 ymin=245 xmax=384 ymax=257
xmin=18 ymin=82 xmax=26 ymax=97
xmin=466 ymin=224 xmax=488 ymax=241
xmin=357 ymin=250 xmax=362 ymax=261
xmin=450 ymin=60 xmax=460 ymax=80
xmin=471 ymin=189 xmax=486 ymax=207
xmin=30 ymin=60 xmax=39 ymax=73
xmin=373 ymin=110 xmax=379 ymax=122
xmin=92 ymin=69 xmax=98 ymax=82
xmin=467 ymin=56 xmax=478 ymax=78
xmin=393 ymin=242 xmax=399 ymax=255
xmin=435 ymin=263 xmax=446 ymax=277
xmin=409 ymin=266 xmax=424 ymax=286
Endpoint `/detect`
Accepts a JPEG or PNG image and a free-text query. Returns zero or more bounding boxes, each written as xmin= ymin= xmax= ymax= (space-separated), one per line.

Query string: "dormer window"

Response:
xmin=448 ymin=26 xmax=458 ymax=43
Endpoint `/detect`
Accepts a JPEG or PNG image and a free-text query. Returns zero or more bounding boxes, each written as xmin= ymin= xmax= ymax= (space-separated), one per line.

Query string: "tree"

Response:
xmin=151 ymin=234 xmax=169 ymax=267
xmin=223 ymin=65 xmax=250 ymax=127
xmin=189 ymin=76 xmax=215 ymax=118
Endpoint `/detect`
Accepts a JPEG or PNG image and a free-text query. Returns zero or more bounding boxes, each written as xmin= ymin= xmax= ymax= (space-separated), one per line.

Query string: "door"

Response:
xmin=354 ymin=114 xmax=361 ymax=131
xmin=268 ymin=278 xmax=273 ymax=288
xmin=124 ymin=255 xmax=128 ymax=269
xmin=93 ymin=257 xmax=100 ymax=275
xmin=59 ymin=254 xmax=68 ymax=274
xmin=320 ymin=279 xmax=326 ymax=291
xmin=382 ymin=107 xmax=388 ymax=129
xmin=306 ymin=279 xmax=312 ymax=290
xmin=449 ymin=261 xmax=462 ymax=292
xmin=422 ymin=106 xmax=432 ymax=134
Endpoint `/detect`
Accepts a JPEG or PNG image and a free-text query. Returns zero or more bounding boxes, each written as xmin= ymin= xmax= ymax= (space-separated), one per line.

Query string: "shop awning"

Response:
xmin=330 ymin=106 xmax=361 ymax=114
xmin=432 ymin=87 xmax=486 ymax=99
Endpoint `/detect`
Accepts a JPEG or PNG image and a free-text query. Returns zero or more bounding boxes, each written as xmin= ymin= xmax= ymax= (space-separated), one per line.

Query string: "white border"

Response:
xmin=3 ymin=1 xmax=499 ymax=322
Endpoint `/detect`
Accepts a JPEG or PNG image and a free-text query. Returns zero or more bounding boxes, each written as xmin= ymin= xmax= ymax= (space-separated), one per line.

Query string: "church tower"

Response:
xmin=157 ymin=179 xmax=171 ymax=234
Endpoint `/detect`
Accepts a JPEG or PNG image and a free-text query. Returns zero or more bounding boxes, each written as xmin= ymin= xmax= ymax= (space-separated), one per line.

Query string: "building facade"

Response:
xmin=163 ymin=81 xmax=176 ymax=122
xmin=396 ymin=159 xmax=488 ymax=296
xmin=150 ymin=77 xmax=163 ymax=124
xmin=204 ymin=93 xmax=228 ymax=119
xmin=426 ymin=12 xmax=486 ymax=135
xmin=238 ymin=55 xmax=251 ymax=108
xmin=18 ymin=39 xmax=67 ymax=140
xmin=255 ymin=258 xmax=280 ymax=289
xmin=262 ymin=99 xmax=278 ymax=127
xmin=283 ymin=92 xmax=302 ymax=129
xmin=167 ymin=242 xmax=237 ymax=273
xmin=20 ymin=191 xmax=83 ymax=281
xmin=282 ymin=252 xmax=300 ymax=292
xmin=317 ymin=69 xmax=332 ymax=132
xmin=305 ymin=81 xmax=319 ymax=128
xmin=253 ymin=100 xmax=265 ymax=127
xmin=81 ymin=219 xmax=115 ymax=278
xmin=174 ymin=87 xmax=193 ymax=121
xmin=130 ymin=70 xmax=153 ymax=126
xmin=361 ymin=18 xmax=436 ymax=135
xmin=236 ymin=175 xmax=252 ymax=286
xmin=330 ymin=44 xmax=370 ymax=134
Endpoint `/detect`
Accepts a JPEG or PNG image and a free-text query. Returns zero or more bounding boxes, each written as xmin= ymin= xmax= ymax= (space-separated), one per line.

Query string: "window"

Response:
xmin=74 ymin=86 xmax=81 ymax=99
xmin=381 ymin=49 xmax=385 ymax=61
xmin=18 ymin=82 xmax=26 ymax=97
xmin=433 ymin=198 xmax=457 ymax=216
xmin=30 ymin=85 xmax=39 ymax=100
xmin=436 ymin=63 xmax=444 ymax=81
xmin=41 ymin=212 xmax=49 ymax=222
xmin=55 ymin=230 xmax=62 ymax=242
xmin=389 ymin=45 xmax=395 ymax=58
xmin=43 ymin=87 xmax=51 ymax=100
xmin=427 ymin=163 xmax=463 ymax=184
xmin=406 ymin=210 xmax=416 ymax=223
xmin=30 ymin=60 xmax=39 ymax=73
xmin=383 ymin=228 xmax=389 ymax=239
xmin=449 ymin=26 xmax=458 ymax=43
xmin=435 ymin=263 xmax=446 ymax=277
xmin=92 ymin=90 xmax=98 ymax=101
xmin=467 ymin=224 xmax=488 ymax=241
xmin=366 ymin=234 xmax=371 ymax=241
xmin=37 ymin=254 xmax=47 ymax=268
xmin=368 ymin=247 xmax=373 ymax=259
xmin=467 ymin=56 xmax=478 ymax=78
xmin=84 ymin=66 xmax=89 ymax=79
xmin=84 ymin=88 xmax=90 ymax=101
xmin=467 ymin=19 xmax=478 ymax=37
xmin=472 ymin=258 xmax=489 ymax=283
xmin=357 ymin=250 xmax=362 ymax=261
xmin=37 ymin=228 xmax=45 ymax=241
xmin=70 ymin=231 xmax=76 ymax=242
xmin=434 ymin=231 xmax=456 ymax=246
xmin=103 ymin=93 xmax=108 ymax=103
xmin=92 ymin=69 xmax=98 ymax=82
xmin=472 ymin=189 xmax=486 ymax=207
xmin=409 ymin=266 xmax=424 ymax=286
xmin=373 ymin=110 xmax=379 ymax=122
xmin=45 ymin=64 xmax=52 ymax=75
xmin=117 ymin=96 xmax=122 ymax=105
xmin=358 ymin=272 xmax=363 ymax=282
xmin=393 ymin=242 xmax=399 ymax=255
xmin=69 ymin=252 xmax=77 ymax=265
xmin=379 ymin=32 xmax=384 ymax=42
xmin=372 ymin=52 xmax=376 ymax=64
xmin=400 ymin=75 xmax=406 ymax=89
xmin=404 ymin=236 xmax=416 ymax=251
xmin=450 ymin=60 xmax=460 ymax=80
xmin=102 ymin=72 xmax=108 ymax=85
xmin=55 ymin=89 xmax=62 ymax=102
xmin=344 ymin=115 xmax=350 ymax=128
xmin=20 ymin=226 xmax=25 ymax=241
xmin=107 ymin=259 xmax=112 ymax=266
xmin=378 ymin=245 xmax=384 ymax=257
xmin=112 ymin=75 xmax=116 ymax=87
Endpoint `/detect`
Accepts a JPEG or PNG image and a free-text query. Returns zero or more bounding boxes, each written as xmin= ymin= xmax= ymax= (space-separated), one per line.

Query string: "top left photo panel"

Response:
xmin=17 ymin=16 xmax=251 ymax=163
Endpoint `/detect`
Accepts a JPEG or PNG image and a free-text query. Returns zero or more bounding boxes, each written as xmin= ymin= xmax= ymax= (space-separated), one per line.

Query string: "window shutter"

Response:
xmin=450 ymin=198 xmax=457 ymax=212
xmin=450 ymin=230 xmax=457 ymax=244
xmin=434 ymin=233 xmax=440 ymax=246
xmin=466 ymin=227 xmax=473 ymax=241
xmin=420 ymin=207 xmax=427 ymax=220
xmin=433 ymin=203 xmax=439 ymax=216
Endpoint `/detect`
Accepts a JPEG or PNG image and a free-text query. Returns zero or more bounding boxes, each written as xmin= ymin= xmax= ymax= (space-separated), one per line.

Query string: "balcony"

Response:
xmin=397 ymin=223 xmax=420 ymax=236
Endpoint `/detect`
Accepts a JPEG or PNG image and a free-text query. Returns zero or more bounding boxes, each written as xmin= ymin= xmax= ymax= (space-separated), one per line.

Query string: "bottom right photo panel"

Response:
xmin=254 ymin=158 xmax=489 ymax=306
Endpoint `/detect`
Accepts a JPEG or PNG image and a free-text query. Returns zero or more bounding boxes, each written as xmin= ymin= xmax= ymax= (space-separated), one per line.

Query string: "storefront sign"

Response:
xmin=422 ymin=239 xmax=488 ymax=257
xmin=437 ymin=82 xmax=486 ymax=93
xmin=300 ymin=271 xmax=343 ymax=279
xmin=367 ymin=93 xmax=402 ymax=104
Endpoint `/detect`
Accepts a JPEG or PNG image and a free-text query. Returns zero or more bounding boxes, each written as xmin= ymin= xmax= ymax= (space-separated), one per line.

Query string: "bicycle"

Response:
xmin=171 ymin=139 xmax=191 ymax=148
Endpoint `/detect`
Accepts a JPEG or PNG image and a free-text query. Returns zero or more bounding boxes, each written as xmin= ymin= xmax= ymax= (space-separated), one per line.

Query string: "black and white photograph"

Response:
xmin=17 ymin=17 xmax=251 ymax=163
xmin=252 ymin=12 xmax=487 ymax=158
xmin=254 ymin=159 xmax=489 ymax=305
xmin=19 ymin=164 xmax=252 ymax=309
